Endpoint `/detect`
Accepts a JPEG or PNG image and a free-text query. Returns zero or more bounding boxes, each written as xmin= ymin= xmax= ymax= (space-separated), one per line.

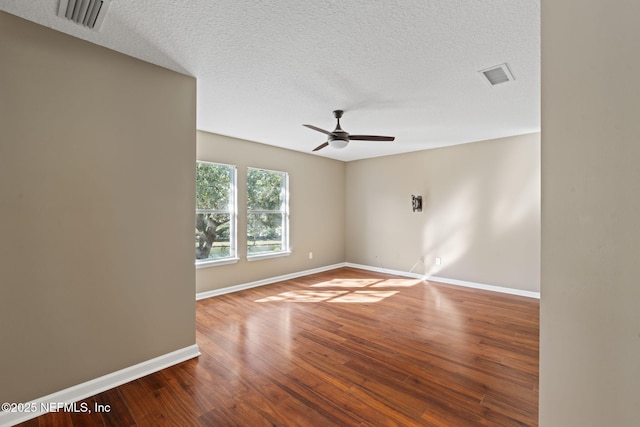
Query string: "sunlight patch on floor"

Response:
xmin=370 ymin=278 xmax=422 ymax=288
xmin=255 ymin=290 xmax=349 ymax=303
xmin=255 ymin=276 xmax=421 ymax=303
xmin=311 ymin=278 xmax=382 ymax=288
xmin=328 ymin=290 xmax=398 ymax=303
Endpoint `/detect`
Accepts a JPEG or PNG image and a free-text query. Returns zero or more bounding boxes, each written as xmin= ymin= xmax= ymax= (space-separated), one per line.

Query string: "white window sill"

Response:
xmin=247 ymin=251 xmax=291 ymax=262
xmin=195 ymin=257 xmax=240 ymax=269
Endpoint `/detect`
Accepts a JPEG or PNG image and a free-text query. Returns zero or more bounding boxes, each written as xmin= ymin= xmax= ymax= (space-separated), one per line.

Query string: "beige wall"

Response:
xmin=196 ymin=132 xmax=346 ymax=293
xmin=346 ymin=133 xmax=540 ymax=293
xmin=0 ymin=13 xmax=196 ymax=403
xmin=540 ymin=1 xmax=640 ymax=425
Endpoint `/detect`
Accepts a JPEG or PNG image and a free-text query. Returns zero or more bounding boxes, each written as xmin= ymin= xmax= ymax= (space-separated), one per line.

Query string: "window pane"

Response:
xmin=196 ymin=163 xmax=231 ymax=210
xmin=247 ymin=169 xmax=283 ymax=210
xmin=196 ymin=213 xmax=232 ymax=260
xmin=247 ymin=213 xmax=283 ymax=254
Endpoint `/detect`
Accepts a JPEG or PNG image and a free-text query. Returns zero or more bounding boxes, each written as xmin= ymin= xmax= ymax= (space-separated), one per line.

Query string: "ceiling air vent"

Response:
xmin=57 ymin=0 xmax=112 ymax=31
xmin=479 ymin=63 xmax=515 ymax=86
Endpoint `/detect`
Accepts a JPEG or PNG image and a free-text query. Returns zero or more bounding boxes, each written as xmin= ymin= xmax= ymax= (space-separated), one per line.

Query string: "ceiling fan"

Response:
xmin=303 ymin=110 xmax=395 ymax=152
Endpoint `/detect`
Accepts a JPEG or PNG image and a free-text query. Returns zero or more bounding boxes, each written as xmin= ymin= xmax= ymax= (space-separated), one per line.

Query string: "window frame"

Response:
xmin=195 ymin=161 xmax=239 ymax=268
xmin=246 ymin=167 xmax=290 ymax=261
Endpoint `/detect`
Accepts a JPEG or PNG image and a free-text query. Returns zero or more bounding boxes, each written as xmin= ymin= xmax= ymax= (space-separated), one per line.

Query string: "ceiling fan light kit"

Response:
xmin=329 ymin=139 xmax=349 ymax=149
xmin=303 ymin=110 xmax=395 ymax=152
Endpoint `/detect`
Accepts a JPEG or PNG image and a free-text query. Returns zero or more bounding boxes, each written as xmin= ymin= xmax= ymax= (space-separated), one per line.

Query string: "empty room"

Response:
xmin=2 ymin=1 xmax=639 ymax=426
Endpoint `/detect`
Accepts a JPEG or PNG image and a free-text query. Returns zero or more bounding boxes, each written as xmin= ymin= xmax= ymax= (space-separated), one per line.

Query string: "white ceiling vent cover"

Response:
xmin=479 ymin=63 xmax=515 ymax=86
xmin=57 ymin=0 xmax=112 ymax=31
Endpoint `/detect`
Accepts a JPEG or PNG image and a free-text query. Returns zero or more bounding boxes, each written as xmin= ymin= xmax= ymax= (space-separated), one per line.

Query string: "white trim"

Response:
xmin=0 ymin=344 xmax=200 ymax=427
xmin=344 ymin=262 xmax=425 ymax=280
xmin=426 ymin=276 xmax=540 ymax=299
xmin=196 ymin=257 xmax=240 ymax=268
xmin=196 ymin=263 xmax=347 ymax=300
xmin=196 ymin=262 xmax=540 ymax=300
xmin=344 ymin=263 xmax=540 ymax=299
xmin=246 ymin=250 xmax=291 ymax=262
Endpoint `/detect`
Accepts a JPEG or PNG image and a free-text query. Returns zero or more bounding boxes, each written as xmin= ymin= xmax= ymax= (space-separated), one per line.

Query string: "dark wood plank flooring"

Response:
xmin=16 ymin=267 xmax=539 ymax=426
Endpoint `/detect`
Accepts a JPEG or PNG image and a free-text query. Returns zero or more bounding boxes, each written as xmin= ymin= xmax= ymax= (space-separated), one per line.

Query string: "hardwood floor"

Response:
xmin=17 ymin=267 xmax=539 ymax=426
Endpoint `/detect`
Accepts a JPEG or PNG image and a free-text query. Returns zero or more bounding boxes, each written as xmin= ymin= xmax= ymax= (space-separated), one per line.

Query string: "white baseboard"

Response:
xmin=196 ymin=263 xmax=347 ymax=300
xmin=0 ymin=344 xmax=200 ymax=427
xmin=345 ymin=263 xmax=540 ymax=299
xmin=344 ymin=262 xmax=426 ymax=280
xmin=196 ymin=262 xmax=539 ymax=300
xmin=426 ymin=275 xmax=540 ymax=299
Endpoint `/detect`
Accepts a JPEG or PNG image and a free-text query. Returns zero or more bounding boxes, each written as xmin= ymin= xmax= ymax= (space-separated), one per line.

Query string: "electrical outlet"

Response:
xmin=435 ymin=257 xmax=441 ymax=266
xmin=308 ymin=252 xmax=313 ymax=260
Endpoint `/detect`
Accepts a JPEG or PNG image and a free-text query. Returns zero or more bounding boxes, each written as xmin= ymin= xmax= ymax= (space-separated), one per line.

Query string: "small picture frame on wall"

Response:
xmin=412 ymin=195 xmax=422 ymax=212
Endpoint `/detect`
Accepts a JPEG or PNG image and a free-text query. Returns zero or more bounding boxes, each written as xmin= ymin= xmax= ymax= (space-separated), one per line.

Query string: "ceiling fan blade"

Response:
xmin=312 ymin=142 xmax=329 ymax=152
xmin=303 ymin=124 xmax=334 ymax=136
xmin=349 ymin=135 xmax=395 ymax=141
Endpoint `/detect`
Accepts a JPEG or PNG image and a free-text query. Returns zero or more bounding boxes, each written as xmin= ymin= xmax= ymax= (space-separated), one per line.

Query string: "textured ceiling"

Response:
xmin=0 ymin=0 xmax=540 ymax=161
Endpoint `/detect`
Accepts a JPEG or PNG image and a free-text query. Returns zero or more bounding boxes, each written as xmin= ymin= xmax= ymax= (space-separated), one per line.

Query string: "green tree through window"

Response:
xmin=247 ymin=168 xmax=289 ymax=256
xmin=196 ymin=162 xmax=236 ymax=262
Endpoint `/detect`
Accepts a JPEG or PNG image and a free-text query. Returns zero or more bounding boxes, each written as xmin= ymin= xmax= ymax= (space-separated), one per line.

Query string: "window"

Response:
xmin=247 ymin=168 xmax=290 ymax=260
xmin=195 ymin=162 xmax=237 ymax=266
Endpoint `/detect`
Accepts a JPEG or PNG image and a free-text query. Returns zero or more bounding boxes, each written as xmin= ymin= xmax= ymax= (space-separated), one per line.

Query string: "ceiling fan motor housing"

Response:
xmin=329 ymin=110 xmax=349 ymax=147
